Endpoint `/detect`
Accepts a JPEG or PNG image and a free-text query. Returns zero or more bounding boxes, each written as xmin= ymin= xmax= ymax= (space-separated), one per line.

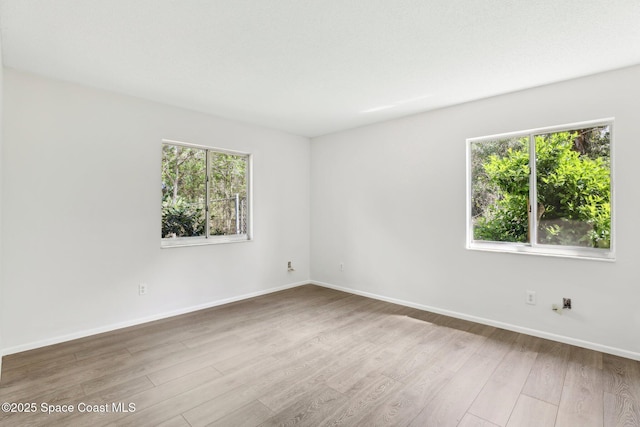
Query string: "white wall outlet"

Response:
xmin=526 ymin=290 xmax=536 ymax=305
xmin=287 ymin=261 xmax=294 ymax=272
xmin=139 ymin=283 xmax=147 ymax=295
xmin=339 ymin=262 xmax=344 ymax=271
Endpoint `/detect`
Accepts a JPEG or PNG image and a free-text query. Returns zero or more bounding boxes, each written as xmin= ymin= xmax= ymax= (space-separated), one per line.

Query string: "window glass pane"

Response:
xmin=209 ymin=152 xmax=248 ymax=236
xmin=161 ymin=145 xmax=207 ymax=238
xmin=471 ymin=137 xmax=530 ymax=243
xmin=535 ymin=126 xmax=611 ymax=248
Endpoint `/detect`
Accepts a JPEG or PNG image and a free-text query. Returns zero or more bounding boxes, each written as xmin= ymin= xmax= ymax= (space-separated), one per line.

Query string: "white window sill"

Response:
xmin=468 ymin=241 xmax=615 ymax=262
xmin=161 ymin=235 xmax=251 ymax=248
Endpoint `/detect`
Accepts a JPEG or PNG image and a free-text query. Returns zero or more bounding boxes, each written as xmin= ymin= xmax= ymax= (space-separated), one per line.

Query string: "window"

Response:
xmin=161 ymin=140 xmax=251 ymax=247
xmin=467 ymin=119 xmax=613 ymax=260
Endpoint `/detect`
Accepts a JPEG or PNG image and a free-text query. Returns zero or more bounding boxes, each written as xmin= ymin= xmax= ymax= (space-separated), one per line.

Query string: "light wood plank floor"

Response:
xmin=1 ymin=285 xmax=639 ymax=426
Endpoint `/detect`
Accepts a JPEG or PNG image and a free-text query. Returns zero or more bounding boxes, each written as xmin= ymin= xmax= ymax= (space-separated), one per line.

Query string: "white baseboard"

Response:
xmin=311 ymin=280 xmax=640 ymax=362
xmin=1 ymin=281 xmax=308 ymax=357
xmin=4 ymin=279 xmax=639 ymax=362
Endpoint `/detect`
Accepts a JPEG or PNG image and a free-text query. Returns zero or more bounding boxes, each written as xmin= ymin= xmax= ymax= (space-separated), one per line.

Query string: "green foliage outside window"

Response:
xmin=161 ymin=144 xmax=248 ymax=239
xmin=472 ymin=126 xmax=611 ymax=249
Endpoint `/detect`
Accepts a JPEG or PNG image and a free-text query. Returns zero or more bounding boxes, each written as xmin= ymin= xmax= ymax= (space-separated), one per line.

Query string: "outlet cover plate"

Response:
xmin=526 ymin=290 xmax=536 ymax=305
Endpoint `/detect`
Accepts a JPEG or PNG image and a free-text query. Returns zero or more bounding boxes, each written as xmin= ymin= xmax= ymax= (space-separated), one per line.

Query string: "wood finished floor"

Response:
xmin=1 ymin=285 xmax=639 ymax=427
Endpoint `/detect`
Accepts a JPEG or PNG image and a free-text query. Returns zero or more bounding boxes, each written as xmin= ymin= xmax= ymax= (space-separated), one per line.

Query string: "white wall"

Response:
xmin=2 ymin=69 xmax=311 ymax=353
xmin=0 ymin=39 xmax=4 ymax=375
xmin=311 ymin=65 xmax=640 ymax=359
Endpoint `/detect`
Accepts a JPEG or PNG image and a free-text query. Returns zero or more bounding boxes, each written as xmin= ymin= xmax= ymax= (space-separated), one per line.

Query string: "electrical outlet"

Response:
xmin=526 ymin=290 xmax=536 ymax=305
xmin=287 ymin=261 xmax=294 ymax=272
xmin=139 ymin=283 xmax=147 ymax=295
xmin=339 ymin=262 xmax=344 ymax=271
xmin=563 ymin=298 xmax=572 ymax=309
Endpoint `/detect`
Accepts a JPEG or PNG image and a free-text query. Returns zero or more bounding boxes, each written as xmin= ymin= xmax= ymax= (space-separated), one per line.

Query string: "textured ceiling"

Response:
xmin=1 ymin=0 xmax=639 ymax=137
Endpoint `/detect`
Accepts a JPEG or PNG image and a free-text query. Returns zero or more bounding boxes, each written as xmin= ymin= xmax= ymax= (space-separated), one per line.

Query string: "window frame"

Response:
xmin=466 ymin=118 xmax=615 ymax=261
xmin=161 ymin=139 xmax=253 ymax=248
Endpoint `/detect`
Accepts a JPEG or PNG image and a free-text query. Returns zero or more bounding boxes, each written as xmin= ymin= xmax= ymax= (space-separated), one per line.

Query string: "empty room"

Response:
xmin=0 ymin=1 xmax=639 ymax=426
